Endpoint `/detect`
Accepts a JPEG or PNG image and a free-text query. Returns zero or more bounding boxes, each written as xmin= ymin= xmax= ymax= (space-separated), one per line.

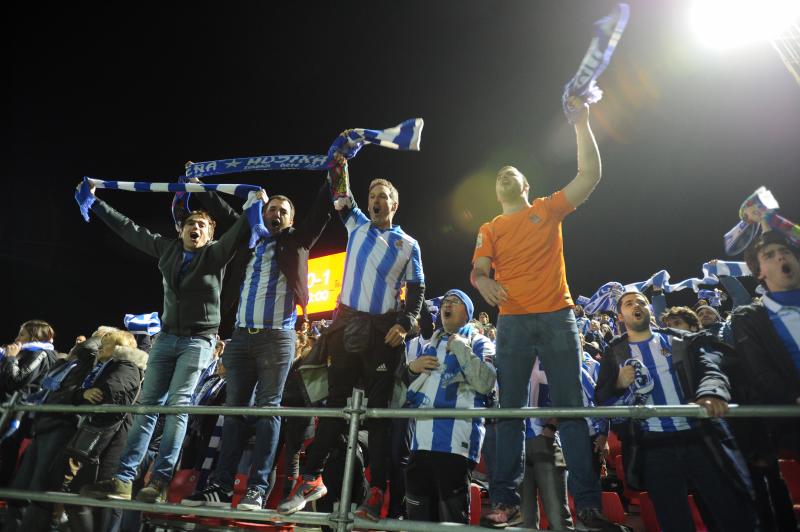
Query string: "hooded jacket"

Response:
xmin=72 ymin=345 xmax=148 ymax=428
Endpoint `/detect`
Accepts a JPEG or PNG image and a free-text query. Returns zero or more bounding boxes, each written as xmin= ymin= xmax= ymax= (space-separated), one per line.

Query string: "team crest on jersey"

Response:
xmin=475 ymin=233 xmax=483 ymax=249
xmin=395 ymin=240 xmax=404 ymax=249
xmin=624 ymin=358 xmax=654 ymax=396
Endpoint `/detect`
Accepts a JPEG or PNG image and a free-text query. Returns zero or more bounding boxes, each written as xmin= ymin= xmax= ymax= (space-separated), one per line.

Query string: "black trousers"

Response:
xmin=404 ymin=450 xmax=473 ymax=524
xmin=303 ymin=315 xmax=402 ymax=489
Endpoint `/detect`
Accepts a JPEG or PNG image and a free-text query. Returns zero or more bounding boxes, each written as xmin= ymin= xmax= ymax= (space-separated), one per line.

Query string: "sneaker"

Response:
xmin=480 ymin=503 xmax=521 ymax=528
xmin=136 ymin=478 xmax=168 ymax=504
xmin=182 ymin=483 xmax=233 ymax=507
xmin=576 ymin=507 xmax=631 ymax=532
xmin=237 ymin=487 xmax=265 ymax=511
xmin=354 ymin=486 xmax=384 ymax=522
xmin=277 ymin=475 xmax=328 ymax=515
xmin=79 ymin=478 xmax=132 ymax=501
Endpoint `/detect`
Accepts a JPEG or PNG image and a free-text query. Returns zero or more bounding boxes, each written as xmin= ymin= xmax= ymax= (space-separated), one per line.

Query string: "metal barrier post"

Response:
xmin=0 ymin=391 xmax=21 ymax=442
xmin=331 ymin=388 xmax=366 ymax=532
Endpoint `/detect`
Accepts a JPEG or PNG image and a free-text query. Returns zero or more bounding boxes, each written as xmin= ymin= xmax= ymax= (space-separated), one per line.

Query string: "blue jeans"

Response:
xmin=116 ymin=333 xmax=214 ymax=483
xmin=492 ymin=308 xmax=601 ymax=510
xmin=210 ymin=328 xmax=295 ymax=494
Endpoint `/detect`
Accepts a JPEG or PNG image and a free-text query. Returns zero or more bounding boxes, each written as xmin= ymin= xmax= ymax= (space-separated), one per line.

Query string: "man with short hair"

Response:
xmin=80 ymin=185 xmax=256 ymax=503
xmin=279 ymin=163 xmax=425 ymax=522
xmin=470 ymin=99 xmax=612 ymax=529
xmin=595 ymin=290 xmax=757 ymax=531
xmin=182 ymin=177 xmax=334 ymax=510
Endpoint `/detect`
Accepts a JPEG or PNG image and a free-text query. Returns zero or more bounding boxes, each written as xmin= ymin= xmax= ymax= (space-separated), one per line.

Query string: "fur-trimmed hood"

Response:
xmin=112 ymin=345 xmax=148 ymax=370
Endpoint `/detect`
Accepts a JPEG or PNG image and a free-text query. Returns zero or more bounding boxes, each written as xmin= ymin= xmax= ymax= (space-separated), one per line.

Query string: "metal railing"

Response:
xmin=0 ymin=390 xmax=798 ymax=532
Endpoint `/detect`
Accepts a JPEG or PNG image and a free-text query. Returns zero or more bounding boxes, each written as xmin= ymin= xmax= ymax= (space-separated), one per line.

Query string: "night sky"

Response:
xmin=6 ymin=1 xmax=800 ymax=349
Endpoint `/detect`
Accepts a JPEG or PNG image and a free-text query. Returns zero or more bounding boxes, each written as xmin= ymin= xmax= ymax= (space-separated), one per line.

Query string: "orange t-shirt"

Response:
xmin=472 ymin=190 xmax=575 ymax=315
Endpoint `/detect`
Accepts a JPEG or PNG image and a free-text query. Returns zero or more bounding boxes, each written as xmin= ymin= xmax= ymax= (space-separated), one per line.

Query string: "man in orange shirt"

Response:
xmin=471 ymin=98 xmax=613 ymax=530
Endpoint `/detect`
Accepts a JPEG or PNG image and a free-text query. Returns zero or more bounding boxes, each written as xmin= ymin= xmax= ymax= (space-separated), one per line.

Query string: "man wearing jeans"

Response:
xmin=470 ymin=98 xmax=616 ymax=530
xmin=80 ymin=184 xmax=257 ymax=503
xmin=182 ymin=176 xmax=334 ymax=510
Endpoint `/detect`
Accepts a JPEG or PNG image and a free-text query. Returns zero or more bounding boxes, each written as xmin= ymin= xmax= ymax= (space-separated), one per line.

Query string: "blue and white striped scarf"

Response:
xmin=580 ymin=260 xmax=751 ymax=314
xmin=75 ymin=179 xmax=268 ymax=248
xmin=0 ymin=341 xmax=54 ymax=360
xmin=627 ymin=261 xmax=752 ymax=294
xmin=77 ymin=120 xmax=424 ymax=248
xmin=124 ymin=312 xmax=161 ymax=336
xmin=184 ymin=119 xmax=423 ymax=178
xmin=562 ymin=3 xmax=630 ymax=123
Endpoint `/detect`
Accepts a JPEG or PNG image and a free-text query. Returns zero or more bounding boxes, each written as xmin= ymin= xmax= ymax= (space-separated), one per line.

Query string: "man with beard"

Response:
xmin=182 ymin=177 xmax=334 ymax=511
xmin=80 ymin=183 xmax=259 ymax=503
xmin=278 ymin=167 xmax=425 ymax=522
xmin=470 ymin=98 xmax=612 ymax=530
xmin=595 ymin=290 xmax=758 ymax=532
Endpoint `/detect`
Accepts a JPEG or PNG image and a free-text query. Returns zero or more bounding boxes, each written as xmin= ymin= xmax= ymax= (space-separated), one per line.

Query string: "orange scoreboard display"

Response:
xmin=298 ymin=251 xmax=346 ymax=316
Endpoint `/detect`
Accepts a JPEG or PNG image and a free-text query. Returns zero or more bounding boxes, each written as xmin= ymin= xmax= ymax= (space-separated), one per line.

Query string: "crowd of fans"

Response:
xmin=2 ymin=230 xmax=799 ymax=532
xmin=1 ymin=104 xmax=799 ymax=532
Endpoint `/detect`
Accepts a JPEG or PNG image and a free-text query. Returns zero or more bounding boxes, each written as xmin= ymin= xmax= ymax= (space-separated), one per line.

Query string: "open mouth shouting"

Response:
xmin=782 ymin=263 xmax=792 ymax=275
xmin=189 ymin=230 xmax=200 ymax=243
xmin=442 ymin=309 xmax=452 ymax=319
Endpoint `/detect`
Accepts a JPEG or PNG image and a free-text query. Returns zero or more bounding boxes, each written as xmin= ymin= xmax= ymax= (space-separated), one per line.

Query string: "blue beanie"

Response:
xmin=444 ymin=289 xmax=474 ymax=322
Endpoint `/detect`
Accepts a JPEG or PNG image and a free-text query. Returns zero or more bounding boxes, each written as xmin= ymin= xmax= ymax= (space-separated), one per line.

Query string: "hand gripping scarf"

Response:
xmin=562 ymin=3 xmax=630 ymax=123
xmin=75 ymin=119 xmax=424 ymax=249
xmin=724 ymin=186 xmax=800 ymax=255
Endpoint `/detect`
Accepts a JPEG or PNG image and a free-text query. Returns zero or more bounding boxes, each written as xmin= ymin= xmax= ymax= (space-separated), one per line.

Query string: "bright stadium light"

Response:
xmin=691 ymin=0 xmax=800 ymax=49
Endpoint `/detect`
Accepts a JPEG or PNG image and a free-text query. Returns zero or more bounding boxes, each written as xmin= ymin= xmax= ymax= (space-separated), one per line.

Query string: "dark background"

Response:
xmin=6 ymin=1 xmax=799 ymax=349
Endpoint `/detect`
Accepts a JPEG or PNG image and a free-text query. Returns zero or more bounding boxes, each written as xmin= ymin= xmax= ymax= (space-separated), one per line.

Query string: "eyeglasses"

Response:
xmin=442 ymin=297 xmax=465 ymax=306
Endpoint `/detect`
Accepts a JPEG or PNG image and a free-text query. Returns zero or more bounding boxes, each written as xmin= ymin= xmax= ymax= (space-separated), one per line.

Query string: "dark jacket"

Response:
xmin=0 ymin=346 xmax=59 ymax=400
xmin=732 ymin=302 xmax=800 ymax=405
xmin=195 ymin=177 xmax=335 ymax=319
xmin=91 ymin=198 xmax=250 ymax=336
xmin=732 ymin=301 xmax=800 ymax=453
xmin=596 ymin=328 xmax=753 ymax=496
xmin=32 ymin=337 xmax=99 ymax=435
xmin=72 ymin=345 xmax=148 ymax=428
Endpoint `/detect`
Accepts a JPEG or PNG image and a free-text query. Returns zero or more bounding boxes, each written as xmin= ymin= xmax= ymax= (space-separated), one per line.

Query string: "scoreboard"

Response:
xmin=298 ymin=251 xmax=346 ymax=316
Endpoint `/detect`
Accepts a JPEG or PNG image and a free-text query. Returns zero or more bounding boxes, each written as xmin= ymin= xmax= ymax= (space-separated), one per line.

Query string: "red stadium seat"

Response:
xmin=166 ymin=469 xmax=199 ymax=504
xmin=602 ymin=491 xmax=626 ymax=524
xmin=469 ymin=483 xmax=482 ymax=524
xmin=779 ymin=459 xmax=800 ymax=504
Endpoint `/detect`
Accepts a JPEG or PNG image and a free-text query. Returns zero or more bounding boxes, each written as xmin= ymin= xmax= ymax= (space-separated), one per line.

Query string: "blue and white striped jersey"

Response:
xmin=236 ymin=236 xmax=296 ymax=330
xmin=616 ymin=332 xmax=691 ymax=433
xmin=762 ymin=290 xmax=800 ymax=374
xmin=406 ymin=331 xmax=494 ymax=462
xmin=339 ymin=206 xmax=424 ymax=315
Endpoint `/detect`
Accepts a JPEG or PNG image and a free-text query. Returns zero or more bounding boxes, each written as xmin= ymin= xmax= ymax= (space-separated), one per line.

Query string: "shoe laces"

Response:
xmin=245 ymin=487 xmax=262 ymax=500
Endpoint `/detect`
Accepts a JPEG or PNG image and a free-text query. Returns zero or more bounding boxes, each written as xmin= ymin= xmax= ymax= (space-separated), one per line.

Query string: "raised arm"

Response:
xmin=561 ymin=99 xmax=602 ymax=208
xmin=294 ymin=176 xmax=335 ymax=249
xmin=190 ymin=186 xmax=240 ymax=230
xmin=206 ymin=192 xmax=263 ymax=266
xmin=89 ymin=194 xmax=171 ymax=258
